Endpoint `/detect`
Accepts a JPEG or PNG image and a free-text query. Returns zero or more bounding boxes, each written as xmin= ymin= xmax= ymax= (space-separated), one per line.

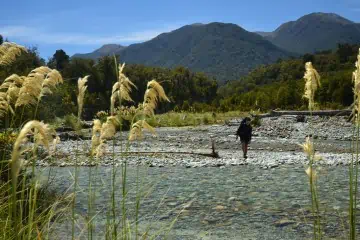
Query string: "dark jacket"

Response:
xmin=236 ymin=118 xmax=252 ymax=143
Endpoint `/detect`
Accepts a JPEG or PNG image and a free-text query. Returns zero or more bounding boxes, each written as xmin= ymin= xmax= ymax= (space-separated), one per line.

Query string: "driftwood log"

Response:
xmin=54 ymin=139 xmax=220 ymax=159
xmin=55 ymin=150 xmax=220 ymax=159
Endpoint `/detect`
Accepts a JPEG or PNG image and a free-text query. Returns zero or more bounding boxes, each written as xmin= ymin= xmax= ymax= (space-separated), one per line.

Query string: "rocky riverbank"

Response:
xmin=39 ymin=115 xmax=354 ymax=168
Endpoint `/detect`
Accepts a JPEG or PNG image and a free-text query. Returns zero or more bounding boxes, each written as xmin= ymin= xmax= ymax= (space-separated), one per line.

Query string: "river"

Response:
xmin=38 ymin=164 xmax=353 ymax=239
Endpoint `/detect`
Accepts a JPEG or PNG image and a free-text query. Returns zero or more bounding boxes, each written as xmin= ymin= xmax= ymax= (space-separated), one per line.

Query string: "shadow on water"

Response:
xmin=36 ymin=165 xmax=356 ymax=240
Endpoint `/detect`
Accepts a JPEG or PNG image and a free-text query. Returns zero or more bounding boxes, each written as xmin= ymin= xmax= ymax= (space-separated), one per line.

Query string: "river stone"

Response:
xmin=213 ymin=205 xmax=226 ymax=211
xmin=274 ymin=218 xmax=296 ymax=227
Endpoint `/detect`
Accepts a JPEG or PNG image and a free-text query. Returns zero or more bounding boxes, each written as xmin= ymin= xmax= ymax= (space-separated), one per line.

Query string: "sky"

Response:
xmin=1 ymin=0 xmax=360 ymax=60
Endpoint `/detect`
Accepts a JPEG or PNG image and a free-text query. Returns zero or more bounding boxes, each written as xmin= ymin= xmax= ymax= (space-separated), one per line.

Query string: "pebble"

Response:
xmin=274 ymin=218 xmax=296 ymax=227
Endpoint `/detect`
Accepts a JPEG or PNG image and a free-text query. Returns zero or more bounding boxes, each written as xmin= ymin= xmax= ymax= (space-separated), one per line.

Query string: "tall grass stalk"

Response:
xmin=349 ymin=48 xmax=360 ymax=239
xmin=72 ymin=76 xmax=88 ymax=239
xmin=113 ymin=56 xmax=120 ymax=238
xmin=301 ymin=61 xmax=322 ymax=239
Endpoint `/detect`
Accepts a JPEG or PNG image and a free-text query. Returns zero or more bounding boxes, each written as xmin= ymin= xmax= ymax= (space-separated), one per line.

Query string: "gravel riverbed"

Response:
xmin=42 ymin=115 xmax=354 ymax=168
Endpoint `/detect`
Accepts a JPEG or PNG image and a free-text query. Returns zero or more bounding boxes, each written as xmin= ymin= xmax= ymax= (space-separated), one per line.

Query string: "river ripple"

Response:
xmin=38 ymin=165 xmax=356 ymax=240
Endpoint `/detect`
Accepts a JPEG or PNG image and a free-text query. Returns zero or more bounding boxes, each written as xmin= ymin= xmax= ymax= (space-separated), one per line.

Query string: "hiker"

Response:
xmin=236 ymin=117 xmax=252 ymax=159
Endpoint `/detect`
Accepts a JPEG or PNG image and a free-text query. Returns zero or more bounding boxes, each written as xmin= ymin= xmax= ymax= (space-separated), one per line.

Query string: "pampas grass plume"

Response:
xmin=110 ymin=63 xmax=136 ymax=115
xmin=129 ymin=120 xmax=155 ymax=141
xmin=94 ymin=116 xmax=119 ymax=157
xmin=91 ymin=119 xmax=102 ymax=156
xmin=15 ymin=67 xmax=63 ymax=107
xmin=352 ymin=48 xmax=360 ymax=119
xmin=77 ymin=75 xmax=89 ymax=120
xmin=303 ymin=62 xmax=321 ymax=110
xmin=143 ymin=80 xmax=170 ymax=116
xmin=0 ymin=42 xmax=27 ymax=66
xmin=11 ymin=121 xmax=52 ymax=185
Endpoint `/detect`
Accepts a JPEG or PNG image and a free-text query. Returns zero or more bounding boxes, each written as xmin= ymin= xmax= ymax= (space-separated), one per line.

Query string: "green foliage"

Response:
xmin=0 ymin=131 xmax=17 ymax=159
xmin=48 ymin=49 xmax=70 ymax=70
xmin=251 ymin=114 xmax=261 ymax=127
xmin=146 ymin=111 xmax=243 ymax=127
xmin=54 ymin=57 xmax=218 ymax=120
xmin=219 ymin=44 xmax=360 ymax=111
xmin=63 ymin=114 xmax=81 ymax=130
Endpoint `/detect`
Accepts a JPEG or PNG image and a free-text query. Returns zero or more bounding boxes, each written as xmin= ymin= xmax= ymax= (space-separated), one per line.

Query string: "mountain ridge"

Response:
xmin=72 ymin=44 xmax=126 ymax=59
xmin=72 ymin=22 xmax=293 ymax=82
xmin=71 ymin=12 xmax=360 ymax=82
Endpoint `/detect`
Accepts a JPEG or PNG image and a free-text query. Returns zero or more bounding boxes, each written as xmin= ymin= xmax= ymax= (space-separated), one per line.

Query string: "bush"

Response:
xmin=63 ymin=114 xmax=81 ymax=130
xmin=251 ymin=114 xmax=261 ymax=127
xmin=0 ymin=131 xmax=17 ymax=160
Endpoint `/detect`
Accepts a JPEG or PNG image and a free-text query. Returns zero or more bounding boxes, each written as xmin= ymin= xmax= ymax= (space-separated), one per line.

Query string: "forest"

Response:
xmin=218 ymin=43 xmax=359 ymax=111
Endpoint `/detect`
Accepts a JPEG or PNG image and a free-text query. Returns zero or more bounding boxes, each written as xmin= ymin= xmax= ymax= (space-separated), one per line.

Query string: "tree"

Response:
xmin=0 ymin=35 xmax=3 ymax=45
xmin=336 ymin=43 xmax=353 ymax=63
xmin=302 ymin=53 xmax=314 ymax=64
xmin=48 ymin=49 xmax=69 ymax=70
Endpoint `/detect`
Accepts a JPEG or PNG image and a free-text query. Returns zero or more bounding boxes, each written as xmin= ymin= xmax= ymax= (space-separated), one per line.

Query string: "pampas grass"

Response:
xmin=0 ymin=92 xmax=10 ymax=118
xmin=129 ymin=120 xmax=155 ymax=141
xmin=1 ymin=75 xmax=25 ymax=105
xmin=0 ymin=74 xmax=25 ymax=90
xmin=349 ymin=48 xmax=360 ymax=240
xmin=0 ymin=74 xmax=25 ymax=120
xmin=143 ymin=80 xmax=170 ymax=116
xmin=10 ymin=120 xmax=57 ymax=223
xmin=94 ymin=116 xmax=119 ymax=158
xmin=40 ymin=69 xmax=63 ymax=97
xmin=352 ymin=48 xmax=360 ymax=121
xmin=303 ymin=62 xmax=321 ymax=110
xmin=302 ymin=62 xmax=322 ymax=239
xmin=91 ymin=119 xmax=102 ymax=156
xmin=16 ymin=72 xmax=44 ymax=107
xmin=0 ymin=42 xmax=27 ymax=66
xmin=11 ymin=120 xmax=56 ymax=185
xmin=15 ymin=67 xmax=63 ymax=107
xmin=77 ymin=76 xmax=89 ymax=121
xmin=110 ymin=63 xmax=136 ymax=115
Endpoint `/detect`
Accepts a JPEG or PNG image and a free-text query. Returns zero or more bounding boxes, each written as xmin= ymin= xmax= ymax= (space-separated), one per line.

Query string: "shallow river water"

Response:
xmin=37 ymin=165 xmax=357 ymax=240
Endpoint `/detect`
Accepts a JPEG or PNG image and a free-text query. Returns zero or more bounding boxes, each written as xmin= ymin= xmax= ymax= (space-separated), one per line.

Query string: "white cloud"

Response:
xmin=0 ymin=25 xmax=179 ymax=45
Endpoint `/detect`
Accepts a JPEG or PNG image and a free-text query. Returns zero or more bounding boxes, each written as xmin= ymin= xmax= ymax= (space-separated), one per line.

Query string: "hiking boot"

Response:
xmin=244 ymin=154 xmax=247 ymax=159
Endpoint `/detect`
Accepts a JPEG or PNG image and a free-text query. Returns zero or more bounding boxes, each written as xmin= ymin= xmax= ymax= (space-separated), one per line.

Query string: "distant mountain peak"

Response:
xmin=298 ymin=12 xmax=354 ymax=24
xmin=264 ymin=12 xmax=360 ymax=54
xmin=94 ymin=44 xmax=125 ymax=53
xmin=190 ymin=23 xmax=204 ymax=26
xmin=72 ymin=44 xmax=126 ymax=59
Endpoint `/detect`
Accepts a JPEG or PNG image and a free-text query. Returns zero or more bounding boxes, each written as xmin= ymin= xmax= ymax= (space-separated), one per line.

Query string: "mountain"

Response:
xmin=73 ymin=23 xmax=292 ymax=82
xmin=72 ymin=44 xmax=126 ymax=60
xmin=72 ymin=13 xmax=360 ymax=82
xmin=262 ymin=13 xmax=360 ymax=54
xmin=255 ymin=31 xmax=272 ymax=37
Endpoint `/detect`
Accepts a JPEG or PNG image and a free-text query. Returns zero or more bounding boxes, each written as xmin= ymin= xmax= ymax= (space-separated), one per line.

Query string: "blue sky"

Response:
xmin=1 ymin=0 xmax=360 ymax=59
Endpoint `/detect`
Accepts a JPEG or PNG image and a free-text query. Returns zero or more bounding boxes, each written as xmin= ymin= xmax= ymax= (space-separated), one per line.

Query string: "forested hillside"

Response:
xmin=218 ymin=44 xmax=359 ymax=111
xmin=73 ymin=22 xmax=293 ymax=83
